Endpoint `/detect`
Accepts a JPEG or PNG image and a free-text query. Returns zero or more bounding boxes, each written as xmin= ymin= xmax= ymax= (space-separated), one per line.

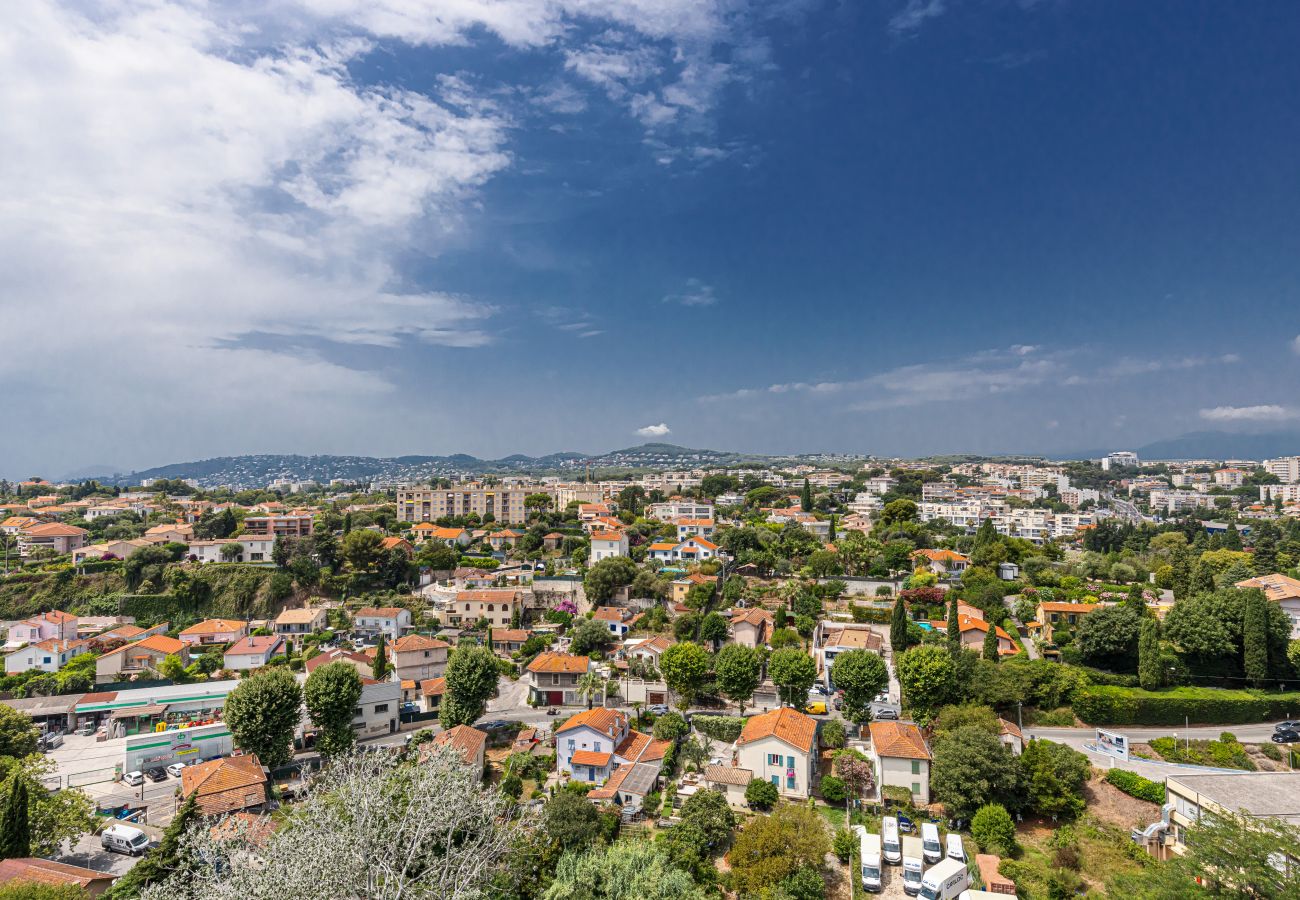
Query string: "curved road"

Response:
xmin=1026 ymin=721 xmax=1296 ymax=777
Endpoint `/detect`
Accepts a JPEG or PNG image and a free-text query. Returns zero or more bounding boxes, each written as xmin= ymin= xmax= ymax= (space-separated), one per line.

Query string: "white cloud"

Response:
xmin=1101 ymin=353 xmax=1239 ymax=378
xmin=636 ymin=423 xmax=671 ymax=436
xmin=889 ymin=0 xmax=947 ymax=36
xmin=0 ymin=1 xmax=513 ymax=475
xmin=663 ymin=278 xmax=719 ymax=307
xmin=1199 ymin=405 xmax=1299 ymax=423
xmin=1291 ymin=335 xmax=1300 ymax=355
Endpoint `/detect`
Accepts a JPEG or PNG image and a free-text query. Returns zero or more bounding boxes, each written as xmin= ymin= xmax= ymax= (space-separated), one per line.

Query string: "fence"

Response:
xmin=68 ymin=767 xmax=118 ymax=788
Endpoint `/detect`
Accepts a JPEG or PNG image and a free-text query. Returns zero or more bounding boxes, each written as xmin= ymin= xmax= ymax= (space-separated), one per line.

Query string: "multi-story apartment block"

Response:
xmin=1149 ymin=490 xmax=1217 ymax=513
xmin=242 ymin=514 xmax=314 ymax=539
xmin=1101 ymin=451 xmax=1140 ymax=471
xmin=1260 ymin=484 xmax=1300 ymax=503
xmin=646 ymin=500 xmax=714 ymax=522
xmin=1264 ymin=456 xmax=1300 ymax=484
xmin=397 ymin=486 xmax=529 ymax=525
xmin=1059 ymin=487 xmax=1100 ymax=508
xmin=1213 ymin=468 xmax=1247 ymax=487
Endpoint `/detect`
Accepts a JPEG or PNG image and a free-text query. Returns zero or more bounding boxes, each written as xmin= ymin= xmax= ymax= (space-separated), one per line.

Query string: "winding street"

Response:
xmin=1026 ymin=721 xmax=1298 ymax=777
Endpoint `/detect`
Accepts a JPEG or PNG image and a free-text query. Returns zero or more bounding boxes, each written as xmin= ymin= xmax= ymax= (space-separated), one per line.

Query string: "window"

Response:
xmin=787 ymin=775 xmax=796 ymax=789
xmin=567 ymin=739 xmax=575 ymax=750
xmin=594 ymin=742 xmax=601 ymax=752
xmin=786 ymin=755 xmax=795 ymax=769
xmin=552 ymin=674 xmax=560 ymax=686
xmin=911 ymin=760 xmax=921 ymax=775
xmin=374 ymin=704 xmax=389 ymax=713
xmin=770 ymin=775 xmax=779 ymax=787
xmin=768 ymin=753 xmax=782 ymax=766
xmin=911 ymin=782 xmax=921 ymax=795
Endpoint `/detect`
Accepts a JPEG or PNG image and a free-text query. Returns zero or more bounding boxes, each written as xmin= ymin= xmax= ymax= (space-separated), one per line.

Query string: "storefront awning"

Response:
xmin=110 ymin=703 xmax=168 ymax=719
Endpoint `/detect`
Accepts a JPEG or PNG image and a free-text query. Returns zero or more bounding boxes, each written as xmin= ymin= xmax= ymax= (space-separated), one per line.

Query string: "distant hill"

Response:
xmin=1135 ymin=431 xmax=1300 ymax=461
xmin=103 ymin=443 xmax=826 ymax=489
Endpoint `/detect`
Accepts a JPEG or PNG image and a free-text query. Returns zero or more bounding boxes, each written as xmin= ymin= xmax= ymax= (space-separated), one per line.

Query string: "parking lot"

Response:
xmin=45 ymin=732 xmax=186 ymax=826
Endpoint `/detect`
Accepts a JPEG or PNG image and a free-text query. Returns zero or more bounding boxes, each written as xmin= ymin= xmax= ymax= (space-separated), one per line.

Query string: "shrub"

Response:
xmin=745 ymin=778 xmax=779 ymax=811
xmin=971 ymin=803 xmax=1018 ymax=855
xmin=832 ymin=827 xmax=855 ymax=862
xmin=652 ymin=713 xmax=689 ymax=742
xmin=1103 ymin=768 xmax=1165 ymax=804
xmin=1073 ymin=685 xmax=1300 ymax=726
xmin=1260 ymin=742 xmax=1283 ymax=761
xmin=1027 ymin=707 xmax=1076 ymax=727
xmin=821 ymin=718 xmax=846 ymax=749
xmin=692 ymin=715 xmax=746 ymax=744
xmin=780 ymin=865 xmax=825 ymax=900
xmin=820 ymin=776 xmax=847 ymax=803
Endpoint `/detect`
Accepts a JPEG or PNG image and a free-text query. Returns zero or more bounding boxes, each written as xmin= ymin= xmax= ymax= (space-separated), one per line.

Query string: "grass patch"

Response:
xmin=1000 ymin=817 xmax=1149 ymax=898
xmin=1148 ymin=734 xmax=1255 ymax=770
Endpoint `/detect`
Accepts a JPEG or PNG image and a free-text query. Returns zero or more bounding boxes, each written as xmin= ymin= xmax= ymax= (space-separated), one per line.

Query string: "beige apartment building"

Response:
xmin=397 ymin=486 xmax=529 ymax=525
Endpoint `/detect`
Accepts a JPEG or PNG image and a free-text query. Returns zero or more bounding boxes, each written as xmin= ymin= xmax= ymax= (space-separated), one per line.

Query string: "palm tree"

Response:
xmin=576 ymin=672 xmax=603 ymax=710
xmin=630 ymin=701 xmax=644 ymax=729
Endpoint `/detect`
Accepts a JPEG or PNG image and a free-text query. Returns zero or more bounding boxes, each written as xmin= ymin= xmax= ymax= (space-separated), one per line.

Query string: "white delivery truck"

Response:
xmin=919 ymin=857 xmax=969 ymax=900
xmin=946 ymin=832 xmax=966 ymax=863
xmin=853 ymin=825 xmax=883 ymax=892
xmin=921 ymin=822 xmax=943 ymax=864
xmin=882 ymin=816 xmax=902 ymax=864
xmin=101 ymin=824 xmax=150 ymax=856
xmin=901 ymin=835 xmax=925 ymax=896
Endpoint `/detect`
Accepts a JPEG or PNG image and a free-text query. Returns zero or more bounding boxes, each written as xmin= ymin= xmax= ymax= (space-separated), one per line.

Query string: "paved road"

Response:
xmin=1027 ymin=721 xmax=1298 ymax=777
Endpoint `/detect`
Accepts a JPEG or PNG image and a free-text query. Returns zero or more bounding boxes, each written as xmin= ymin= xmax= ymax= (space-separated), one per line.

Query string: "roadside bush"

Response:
xmin=1073 ymin=685 xmax=1300 ymax=726
xmin=1103 ymin=769 xmax=1165 ymax=804
xmin=1024 ymin=707 xmax=1076 ymax=727
xmin=832 ymin=828 xmax=855 ymax=862
xmin=652 ymin=713 xmax=689 ymax=742
xmin=1260 ymin=742 xmax=1283 ymax=761
xmin=692 ymin=715 xmax=746 ymax=744
xmin=1148 ymin=735 xmax=1255 ymax=770
xmin=819 ymin=776 xmax=847 ymax=803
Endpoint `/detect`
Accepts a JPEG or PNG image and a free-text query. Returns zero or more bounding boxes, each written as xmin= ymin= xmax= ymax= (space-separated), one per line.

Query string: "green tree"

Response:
xmin=544 ymin=789 xmax=602 ymax=851
xmin=652 ymin=713 xmax=689 ymax=742
xmin=0 ymin=708 xmax=38 ymax=759
xmin=567 ymin=618 xmax=614 ymax=657
xmin=341 ymin=529 xmax=384 ymax=571
xmin=0 ymin=757 xmax=92 ymax=857
xmin=896 ymin=645 xmax=959 ymax=719
xmin=1243 ymin=589 xmax=1270 ymax=686
xmin=698 ymin=612 xmax=728 ymax=646
xmin=157 ymin=653 xmax=193 ymax=684
xmin=575 ymin=672 xmax=604 ymax=711
xmin=0 ymin=777 xmax=29 ymax=859
xmin=219 ymin=542 xmax=244 ymax=562
xmin=745 ymin=778 xmax=779 ymax=811
xmin=223 ymin=667 xmax=303 ymax=770
xmin=728 ymin=803 xmax=830 ymax=897
xmin=441 ymin=645 xmax=500 ymax=727
xmin=982 ymin=625 xmax=999 ymax=661
xmin=769 ymin=648 xmax=817 ymax=708
xmin=372 ymin=632 xmax=390 ymax=680
xmin=1138 ymin=618 xmax=1163 ymax=690
xmin=930 ymin=726 xmax=1019 ymax=819
xmin=660 ymin=642 xmax=710 ymax=709
xmin=583 ymin=557 xmax=639 ymax=603
xmin=830 ymin=649 xmax=889 ymax=724
xmin=1019 ymin=738 xmax=1089 ymax=820
xmin=1173 ymin=809 xmax=1300 ymax=899
xmin=104 ymin=795 xmax=199 ymax=898
xmin=890 ymin=597 xmax=910 ymax=652
xmin=303 ymin=662 xmax=363 ymax=758
xmin=970 ymin=803 xmax=1018 ymax=855
xmin=1075 ymin=603 xmax=1144 ymax=673
xmin=946 ymin=597 xmax=960 ymax=655
xmin=800 ymin=479 xmax=813 ymax=512
xmin=677 ymin=788 xmax=735 ymax=852
xmin=544 ymin=840 xmax=705 ymax=900
xmin=714 ymin=644 xmax=761 ymax=716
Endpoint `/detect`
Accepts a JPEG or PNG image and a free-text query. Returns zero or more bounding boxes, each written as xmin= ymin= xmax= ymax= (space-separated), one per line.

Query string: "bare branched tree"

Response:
xmin=141 ymin=747 xmax=535 ymax=900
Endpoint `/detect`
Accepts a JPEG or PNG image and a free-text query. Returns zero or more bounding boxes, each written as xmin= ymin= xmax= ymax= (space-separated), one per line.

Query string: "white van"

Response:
xmin=902 ymin=835 xmax=925 ymax=896
xmin=946 ymin=833 xmax=966 ymax=863
xmin=882 ymin=816 xmax=902 ymax=865
xmin=101 ymin=824 xmax=150 ymax=856
xmin=853 ymin=825 xmax=883 ymax=892
xmin=919 ymin=857 xmax=969 ymax=900
xmin=921 ymin=822 xmax=943 ymax=864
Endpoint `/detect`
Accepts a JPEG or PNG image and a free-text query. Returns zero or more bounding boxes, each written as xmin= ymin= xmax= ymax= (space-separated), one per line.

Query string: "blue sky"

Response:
xmin=4 ymin=0 xmax=1300 ymax=477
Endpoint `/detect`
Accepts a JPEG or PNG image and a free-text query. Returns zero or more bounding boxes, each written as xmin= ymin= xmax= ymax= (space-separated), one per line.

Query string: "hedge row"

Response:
xmin=1103 ymin=768 xmax=1165 ymax=804
xmin=692 ymin=714 xmax=747 ymax=744
xmin=1074 ymin=685 xmax=1300 ymax=726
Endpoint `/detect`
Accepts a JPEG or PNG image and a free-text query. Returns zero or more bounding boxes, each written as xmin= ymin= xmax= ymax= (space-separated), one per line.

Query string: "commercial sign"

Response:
xmin=1094 ymin=728 xmax=1130 ymax=760
xmin=124 ymin=722 xmax=232 ymax=772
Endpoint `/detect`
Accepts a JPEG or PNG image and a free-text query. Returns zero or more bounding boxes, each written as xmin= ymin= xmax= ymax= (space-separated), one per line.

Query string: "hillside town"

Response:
xmin=0 ymin=452 xmax=1295 ymax=898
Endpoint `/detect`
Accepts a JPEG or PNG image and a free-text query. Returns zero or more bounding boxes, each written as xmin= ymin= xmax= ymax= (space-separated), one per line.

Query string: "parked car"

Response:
xmin=75 ymin=724 xmax=95 ymax=737
xmin=897 ymin=814 xmax=915 ymax=833
xmin=166 ymin=762 xmax=186 ymax=778
xmin=122 ymin=771 xmax=145 ymax=787
xmin=1274 ymin=721 xmax=1300 ymax=732
xmin=874 ymin=692 xmax=890 ymax=703
xmin=1272 ymin=730 xmax=1299 ymax=744
xmin=875 ymin=708 xmax=899 ymax=720
xmin=647 ymin=705 xmax=670 ymax=716
xmin=833 ymin=696 xmax=843 ymax=710
xmin=145 ymin=767 xmax=168 ymax=783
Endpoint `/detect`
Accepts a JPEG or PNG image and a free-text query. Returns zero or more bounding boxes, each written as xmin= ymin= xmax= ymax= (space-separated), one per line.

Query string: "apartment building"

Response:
xmin=445 ymin=589 xmax=521 ymax=628
xmin=241 ymin=514 xmax=314 ymax=539
xmin=1260 ymin=484 xmax=1300 ymax=503
xmin=1264 ymin=456 xmax=1300 ymax=484
xmin=396 ymin=486 xmax=529 ymax=525
xmin=17 ymin=523 xmax=88 ymax=557
xmin=646 ymin=500 xmax=714 ymax=522
xmin=1149 ymin=491 xmax=1217 ymax=514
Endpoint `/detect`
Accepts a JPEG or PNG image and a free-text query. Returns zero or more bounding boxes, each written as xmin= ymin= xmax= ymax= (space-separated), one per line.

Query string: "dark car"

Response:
xmin=144 ymin=767 xmax=168 ymax=783
xmin=476 ymin=720 xmax=512 ymax=732
xmin=1275 ymin=721 xmax=1300 ymax=732
xmin=1272 ymin=731 xmax=1300 ymax=744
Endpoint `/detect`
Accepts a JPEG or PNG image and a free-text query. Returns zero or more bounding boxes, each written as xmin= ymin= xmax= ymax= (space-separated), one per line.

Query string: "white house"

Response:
xmin=554 ymin=707 xmax=667 ymax=783
xmin=730 ymin=707 xmax=818 ymax=800
xmin=7 ymin=610 xmax=78 ymax=647
xmin=4 ymin=638 xmax=90 ymax=674
xmin=187 ymin=537 xmax=276 ymax=564
xmin=646 ymin=537 xmax=719 ymax=563
xmin=223 ymin=634 xmax=287 ymax=671
xmin=674 ymin=519 xmax=715 ymax=540
xmin=352 ymin=607 xmax=413 ymax=641
xmin=589 ymin=531 xmax=628 ymax=563
xmin=1236 ymin=573 xmax=1300 ymax=638
xmin=592 ymin=607 xmax=637 ymax=639
xmin=867 ymin=721 xmax=932 ymax=806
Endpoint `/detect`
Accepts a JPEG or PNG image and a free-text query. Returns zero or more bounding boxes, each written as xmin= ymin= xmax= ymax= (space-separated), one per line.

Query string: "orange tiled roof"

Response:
xmin=738 ymin=707 xmax=816 ymax=752
xmin=592 ymin=606 xmax=630 ymax=622
xmin=1036 ymin=601 xmax=1101 ymax=614
xmin=570 ymin=749 xmax=613 ymax=767
xmin=557 ymin=707 xmax=626 ymax=739
xmin=912 ymin=549 xmax=970 ymax=563
xmin=527 ymin=651 xmax=590 ymax=675
xmin=456 ymin=589 xmax=520 ymax=603
xmin=181 ymin=754 xmax=268 ymax=815
xmin=392 ymin=634 xmax=449 ymax=653
xmin=420 ymin=676 xmax=446 ymax=696
xmin=354 ymin=607 xmax=405 ymax=618
xmin=1236 ymin=573 xmax=1300 ymax=602
xmin=180 ymin=618 xmax=247 ymax=637
xmin=869 ymin=721 xmax=931 ymax=761
xmin=590 ymin=531 xmax=625 ymax=542
xmin=491 ymin=628 xmax=530 ymax=643
xmin=432 ymin=725 xmax=487 ymax=766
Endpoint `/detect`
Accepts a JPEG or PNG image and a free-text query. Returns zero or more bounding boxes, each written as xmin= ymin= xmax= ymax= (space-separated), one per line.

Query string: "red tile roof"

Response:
xmin=527 ymin=651 xmax=590 ymax=675
xmin=738 ymin=707 xmax=816 ymax=752
xmin=869 ymin=721 xmax=931 ymax=761
xmin=570 ymin=749 xmax=613 ymax=767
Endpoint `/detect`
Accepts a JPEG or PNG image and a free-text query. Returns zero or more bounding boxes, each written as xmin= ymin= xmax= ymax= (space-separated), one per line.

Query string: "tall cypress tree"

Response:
xmin=1252 ymin=531 xmax=1278 ymax=576
xmin=0 ymin=776 xmax=29 ymax=859
xmin=890 ymin=597 xmax=909 ymax=653
xmin=1243 ymin=590 xmax=1269 ymax=687
xmin=982 ymin=624 xmax=999 ymax=661
xmin=372 ymin=632 xmax=389 ymax=680
xmin=946 ymin=597 xmax=961 ymax=655
xmin=801 ymin=479 xmax=813 ymax=512
xmin=1170 ymin=547 xmax=1192 ymax=600
xmin=1138 ymin=618 xmax=1162 ymax=691
xmin=1190 ymin=559 xmax=1216 ymax=596
xmin=827 ymin=515 xmax=836 ymax=544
